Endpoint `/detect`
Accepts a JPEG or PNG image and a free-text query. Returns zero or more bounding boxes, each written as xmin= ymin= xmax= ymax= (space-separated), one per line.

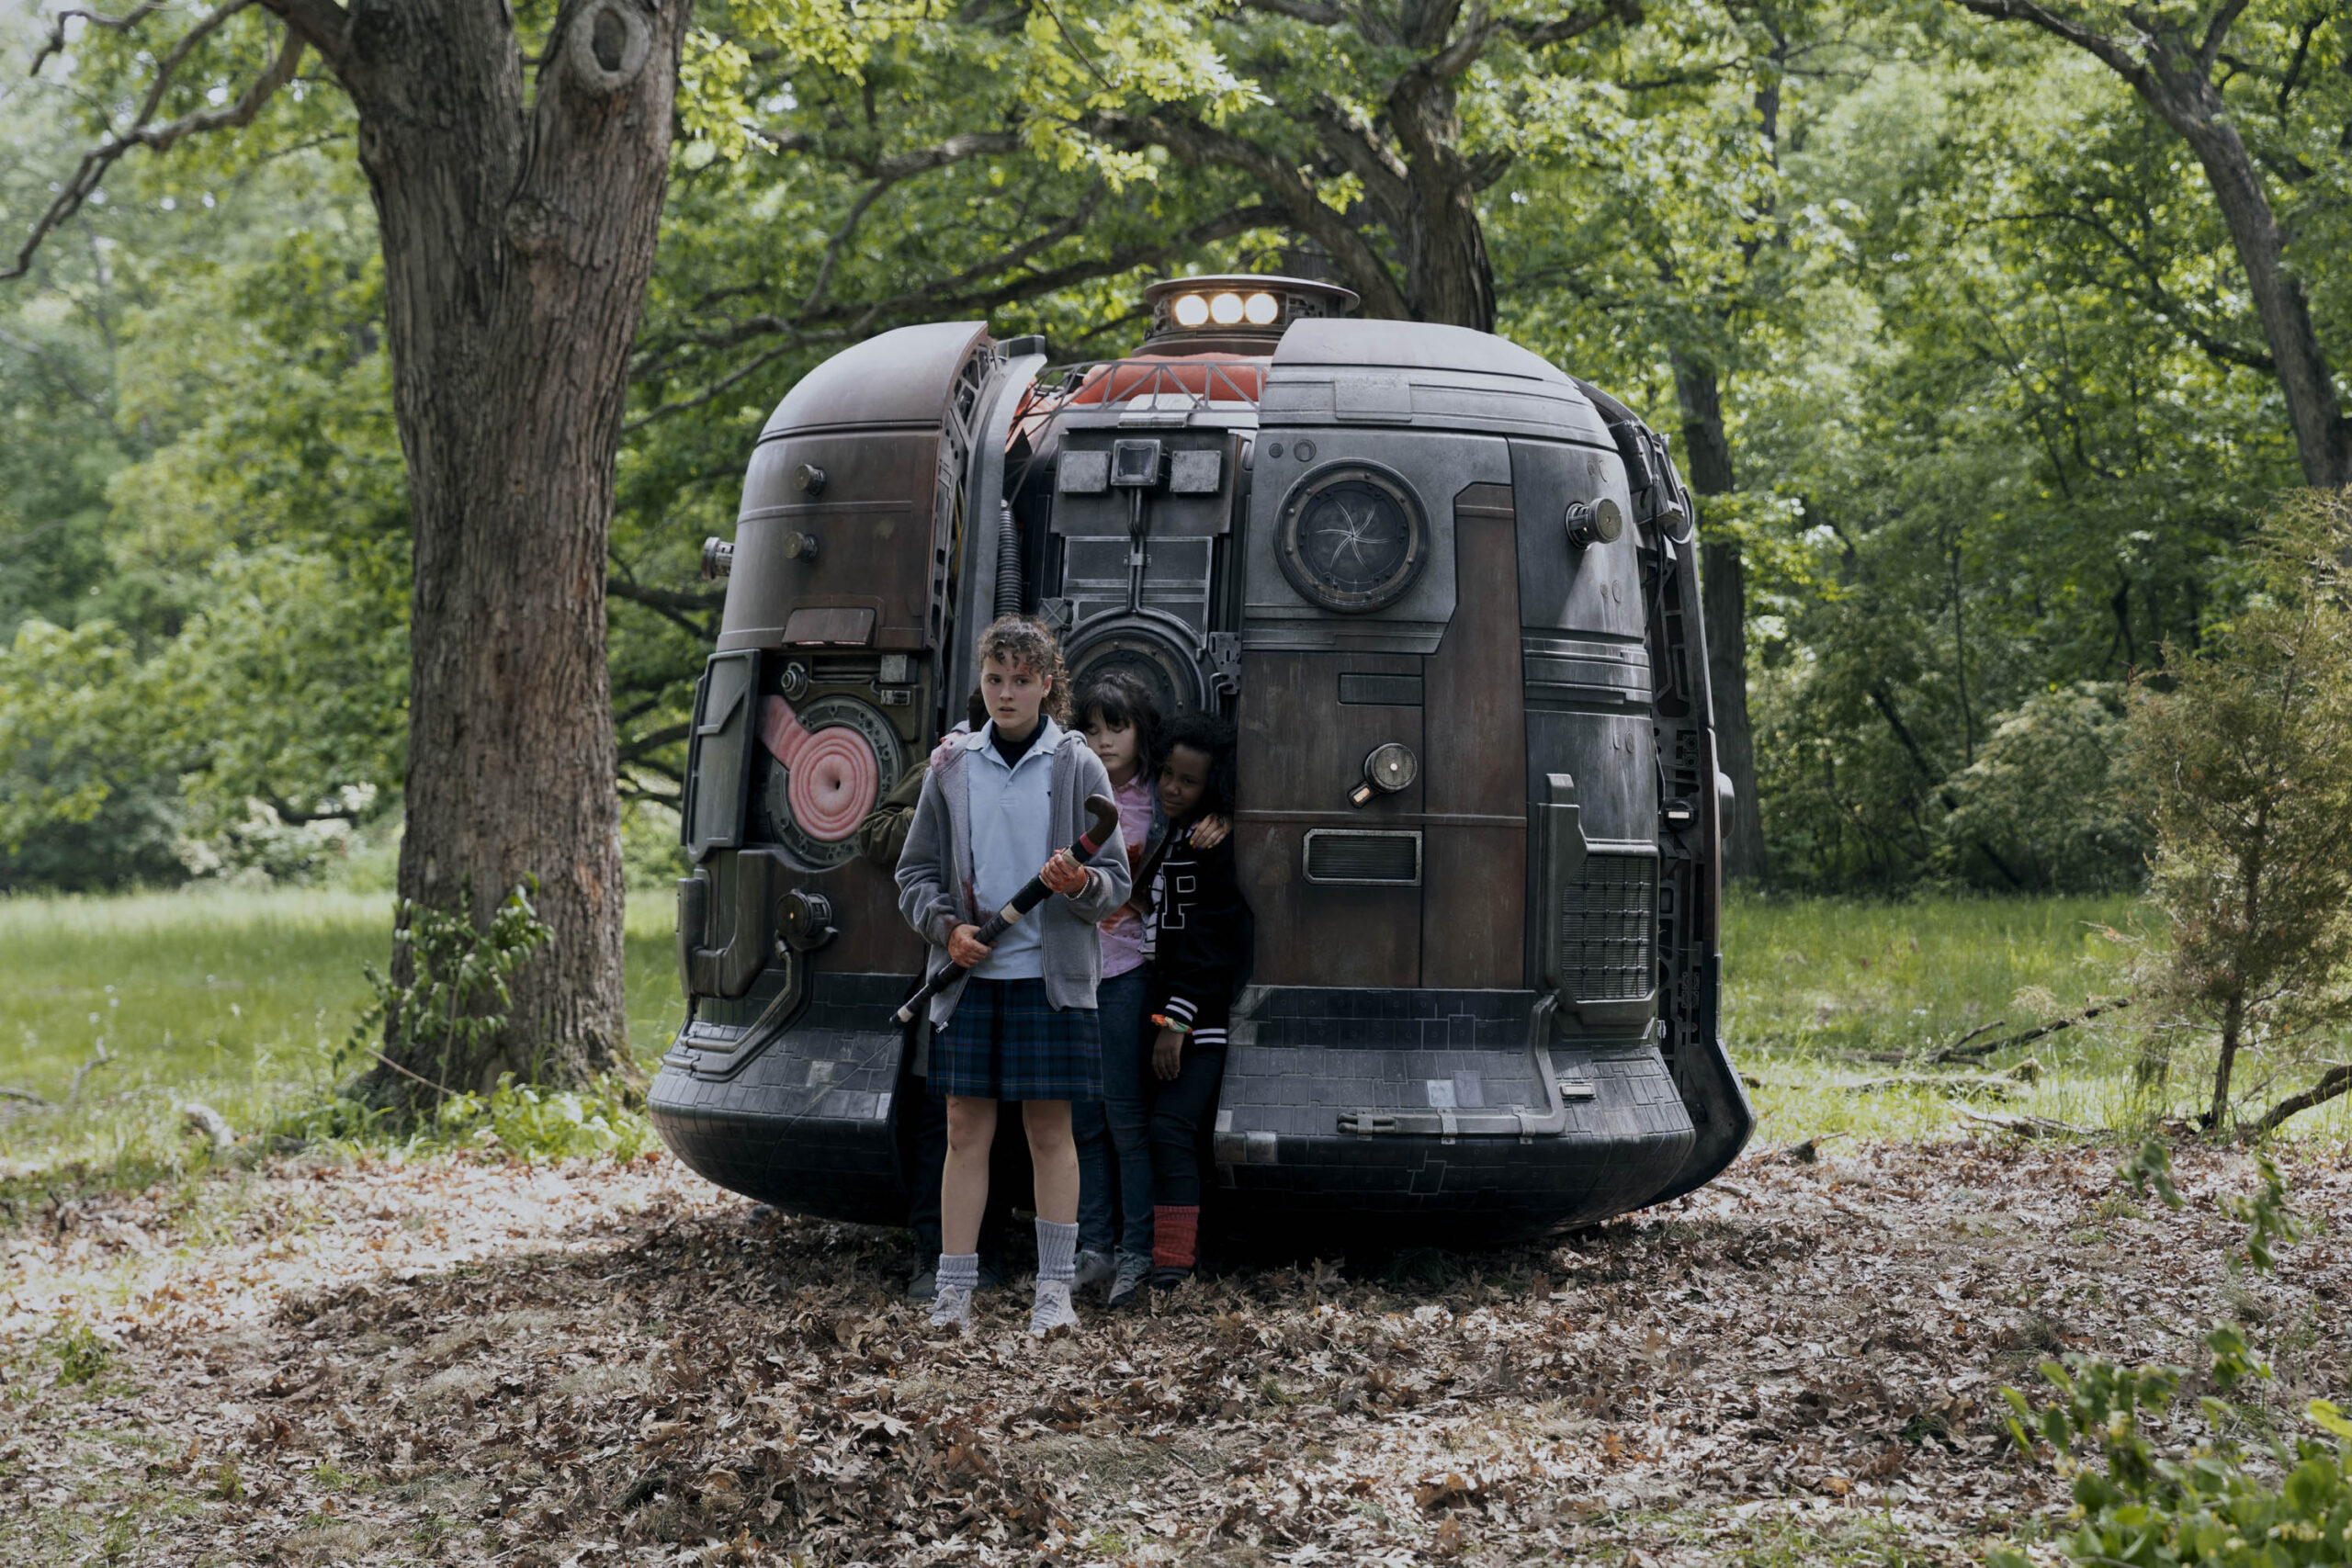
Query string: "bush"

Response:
xmin=1987 ymin=1144 xmax=2349 ymax=1567
xmin=268 ymin=1072 xmax=650 ymax=1163
xmin=427 ymin=1073 xmax=654 ymax=1162
xmin=2127 ymin=493 xmax=2352 ymax=1133
xmin=343 ymin=881 xmax=552 ymax=1108
xmin=1939 ymin=682 xmax=2144 ymax=891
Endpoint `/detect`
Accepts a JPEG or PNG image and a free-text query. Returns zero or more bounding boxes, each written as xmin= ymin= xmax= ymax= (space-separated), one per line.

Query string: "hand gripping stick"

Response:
xmin=892 ymin=793 xmax=1121 ymax=1025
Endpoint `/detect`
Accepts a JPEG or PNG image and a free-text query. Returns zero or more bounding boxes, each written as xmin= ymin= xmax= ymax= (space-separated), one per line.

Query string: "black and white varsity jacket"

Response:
xmin=1143 ymin=819 xmax=1254 ymax=1050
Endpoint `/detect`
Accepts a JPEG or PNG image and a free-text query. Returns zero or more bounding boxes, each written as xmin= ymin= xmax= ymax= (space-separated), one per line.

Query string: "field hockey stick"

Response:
xmin=893 ymin=794 xmax=1120 ymax=1025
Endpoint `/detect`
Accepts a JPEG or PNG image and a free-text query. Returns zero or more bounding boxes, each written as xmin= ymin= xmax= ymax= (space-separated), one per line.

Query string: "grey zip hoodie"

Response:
xmin=894 ymin=717 xmax=1131 ymax=1029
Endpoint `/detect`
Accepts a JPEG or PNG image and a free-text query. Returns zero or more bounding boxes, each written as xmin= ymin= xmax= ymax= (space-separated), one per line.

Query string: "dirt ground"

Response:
xmin=3 ymin=1137 xmax=2345 ymax=1566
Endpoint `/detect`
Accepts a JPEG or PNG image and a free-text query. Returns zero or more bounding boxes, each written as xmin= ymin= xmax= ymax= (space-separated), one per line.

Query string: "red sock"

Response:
xmin=1152 ymin=1205 xmax=1199 ymax=1270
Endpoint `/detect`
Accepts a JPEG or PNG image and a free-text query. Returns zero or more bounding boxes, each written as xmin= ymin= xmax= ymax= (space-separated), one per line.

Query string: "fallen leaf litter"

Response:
xmin=2 ymin=1138 xmax=2344 ymax=1564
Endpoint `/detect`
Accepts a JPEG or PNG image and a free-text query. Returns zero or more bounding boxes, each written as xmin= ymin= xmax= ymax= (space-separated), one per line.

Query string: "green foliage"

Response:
xmin=425 ymin=1073 xmax=654 ymax=1162
xmin=2127 ymin=493 xmax=2352 ymax=1131
xmin=50 ymin=1318 xmax=112 ymax=1386
xmin=269 ymin=1070 xmax=652 ymax=1162
xmin=344 ymin=883 xmax=554 ymax=1100
xmin=1939 ymin=683 xmax=2146 ymax=891
xmin=4 ymin=0 xmax=2350 ymax=905
xmin=1989 ymin=1145 xmax=2348 ymax=1568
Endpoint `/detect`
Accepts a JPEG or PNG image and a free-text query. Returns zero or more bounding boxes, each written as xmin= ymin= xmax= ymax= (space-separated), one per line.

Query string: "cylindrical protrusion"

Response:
xmin=783 ymin=531 xmax=820 ymax=562
xmin=1565 ymin=497 xmax=1624 ymax=549
xmin=793 ymin=462 xmax=826 ymax=496
xmin=700 ymin=536 xmax=734 ymax=580
xmin=994 ymin=501 xmax=1023 ymax=615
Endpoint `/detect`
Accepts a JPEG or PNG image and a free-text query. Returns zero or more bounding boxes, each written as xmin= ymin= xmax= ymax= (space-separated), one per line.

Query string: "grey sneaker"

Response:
xmin=929 ymin=1282 xmax=974 ymax=1332
xmin=1106 ymin=1252 xmax=1152 ymax=1309
xmin=1029 ymin=1279 xmax=1079 ymax=1337
xmin=1073 ymin=1248 xmax=1115 ymax=1295
xmin=907 ymin=1268 xmax=938 ymax=1303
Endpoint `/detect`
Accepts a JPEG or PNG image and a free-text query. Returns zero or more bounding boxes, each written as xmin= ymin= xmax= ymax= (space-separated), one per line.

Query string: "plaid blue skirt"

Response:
xmin=933 ymin=976 xmax=1102 ymax=1102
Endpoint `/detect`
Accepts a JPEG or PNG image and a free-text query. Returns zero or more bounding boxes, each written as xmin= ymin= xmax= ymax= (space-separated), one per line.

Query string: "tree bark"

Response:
xmin=331 ymin=0 xmax=690 ymax=1101
xmin=2209 ymin=988 xmax=2244 ymax=1132
xmin=1951 ymin=1 xmax=2351 ymax=488
xmin=2157 ymin=77 xmax=2351 ymax=488
xmin=1672 ymin=352 xmax=1764 ymax=882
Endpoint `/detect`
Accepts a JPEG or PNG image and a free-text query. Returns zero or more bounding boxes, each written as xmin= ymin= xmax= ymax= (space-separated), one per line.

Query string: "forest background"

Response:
xmin=10 ymin=0 xmax=2347 ymax=904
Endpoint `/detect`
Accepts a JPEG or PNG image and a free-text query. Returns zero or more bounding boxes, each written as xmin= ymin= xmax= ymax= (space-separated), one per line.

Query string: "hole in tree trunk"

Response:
xmin=592 ymin=6 xmax=628 ymax=71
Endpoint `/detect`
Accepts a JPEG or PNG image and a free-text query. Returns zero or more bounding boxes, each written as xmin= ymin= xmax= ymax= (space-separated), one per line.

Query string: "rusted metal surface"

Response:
xmin=1419 ymin=481 xmax=1526 ymax=989
xmin=654 ymin=287 xmax=1747 ymax=1240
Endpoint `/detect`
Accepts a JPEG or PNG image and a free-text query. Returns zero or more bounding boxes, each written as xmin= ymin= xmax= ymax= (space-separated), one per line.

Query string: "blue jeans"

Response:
xmin=1074 ymin=967 xmax=1153 ymax=1258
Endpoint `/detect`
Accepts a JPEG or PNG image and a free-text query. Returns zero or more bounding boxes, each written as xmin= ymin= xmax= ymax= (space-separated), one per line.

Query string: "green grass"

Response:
xmin=1721 ymin=890 xmax=2352 ymax=1149
xmin=0 ymin=886 xmax=687 ymax=1201
xmin=5 ymin=886 xmax=2347 ymax=1207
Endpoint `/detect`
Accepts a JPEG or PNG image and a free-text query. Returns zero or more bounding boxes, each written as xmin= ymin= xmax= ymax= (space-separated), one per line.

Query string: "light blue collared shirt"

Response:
xmin=965 ymin=717 xmax=1058 ymax=979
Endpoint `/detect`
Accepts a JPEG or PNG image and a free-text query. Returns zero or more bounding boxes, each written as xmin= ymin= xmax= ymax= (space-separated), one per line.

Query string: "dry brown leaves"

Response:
xmin=2 ymin=1138 xmax=2346 ymax=1566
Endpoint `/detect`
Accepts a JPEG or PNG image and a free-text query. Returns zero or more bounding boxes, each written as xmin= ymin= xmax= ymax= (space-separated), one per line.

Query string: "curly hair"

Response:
xmin=1159 ymin=709 xmax=1237 ymax=818
xmin=974 ymin=615 xmax=1071 ymax=722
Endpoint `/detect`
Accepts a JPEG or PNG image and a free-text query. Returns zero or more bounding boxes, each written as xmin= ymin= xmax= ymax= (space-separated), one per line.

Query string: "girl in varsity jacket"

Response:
xmin=1141 ymin=711 xmax=1253 ymax=1288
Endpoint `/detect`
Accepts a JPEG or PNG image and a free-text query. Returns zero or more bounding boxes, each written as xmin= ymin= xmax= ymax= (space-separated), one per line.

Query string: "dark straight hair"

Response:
xmin=1073 ymin=670 xmax=1164 ymax=773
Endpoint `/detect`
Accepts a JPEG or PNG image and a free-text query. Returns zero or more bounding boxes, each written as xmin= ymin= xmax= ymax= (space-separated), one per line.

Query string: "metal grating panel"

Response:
xmin=1560 ymin=850 xmax=1657 ymax=1001
xmin=1304 ymin=829 xmax=1421 ymax=886
xmin=1338 ymin=672 xmax=1423 ymax=706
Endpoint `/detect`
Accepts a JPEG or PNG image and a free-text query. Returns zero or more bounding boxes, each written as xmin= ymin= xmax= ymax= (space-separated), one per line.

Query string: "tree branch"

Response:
xmin=254 ymin=0 xmax=350 ymax=64
xmin=608 ymin=579 xmax=720 ymax=640
xmin=619 ymin=722 xmax=694 ymax=765
xmin=609 ymin=580 xmax=723 ymax=615
xmin=4 ymin=12 xmax=305 ymax=283
xmin=1500 ymin=0 xmax=1640 ymax=52
xmin=1236 ymin=0 xmax=1348 ymax=23
xmin=29 ymin=0 xmax=169 ymax=73
xmin=1970 ymin=207 xmax=2277 ymax=374
xmin=1080 ymin=109 xmax=1413 ymax=318
xmin=629 ymin=202 xmax=1283 ymax=428
xmin=2197 ymin=0 xmax=2249 ymax=75
xmin=2253 ymin=1062 xmax=2351 ymax=1136
xmin=1945 ymin=0 xmax=2146 ymax=87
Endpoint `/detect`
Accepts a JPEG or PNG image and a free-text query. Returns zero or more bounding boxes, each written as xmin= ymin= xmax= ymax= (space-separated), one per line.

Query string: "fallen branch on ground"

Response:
xmin=2253 ymin=1063 xmax=2352 ymax=1137
xmin=1939 ymin=998 xmax=2130 ymax=1061
xmin=1955 ymin=1104 xmax=2092 ymax=1139
xmin=1925 ymin=1018 xmax=2006 ymax=1061
xmin=0 ymin=1085 xmax=52 ymax=1106
xmin=367 ymin=1047 xmax=458 ymax=1102
xmin=1848 ymin=1060 xmax=2042 ymax=1100
xmin=69 ymin=1040 xmax=113 ymax=1103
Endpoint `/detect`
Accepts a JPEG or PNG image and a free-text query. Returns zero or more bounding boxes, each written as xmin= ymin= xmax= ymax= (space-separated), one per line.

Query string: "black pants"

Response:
xmin=908 ymin=1082 xmax=1014 ymax=1262
xmin=1146 ymin=1048 xmax=1226 ymax=1208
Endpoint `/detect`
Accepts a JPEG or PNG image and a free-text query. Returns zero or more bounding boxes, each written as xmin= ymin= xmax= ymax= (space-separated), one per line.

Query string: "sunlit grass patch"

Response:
xmin=1721 ymin=890 xmax=2352 ymax=1150
xmin=0 ymin=886 xmax=687 ymax=1206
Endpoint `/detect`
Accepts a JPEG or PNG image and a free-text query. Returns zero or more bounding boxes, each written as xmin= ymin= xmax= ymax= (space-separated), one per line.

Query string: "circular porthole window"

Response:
xmin=1274 ymin=463 xmax=1430 ymax=614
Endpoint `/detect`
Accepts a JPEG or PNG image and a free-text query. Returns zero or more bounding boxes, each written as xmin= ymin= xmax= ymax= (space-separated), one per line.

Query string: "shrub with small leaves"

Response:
xmin=428 ymin=1072 xmax=652 ymax=1163
xmin=342 ymin=881 xmax=553 ymax=1107
xmin=51 ymin=1318 xmax=111 ymax=1385
xmin=1987 ymin=1143 xmax=2350 ymax=1567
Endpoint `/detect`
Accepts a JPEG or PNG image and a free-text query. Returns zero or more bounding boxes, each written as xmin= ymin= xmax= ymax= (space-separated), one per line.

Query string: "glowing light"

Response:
xmin=1243 ymin=291 xmax=1280 ymax=325
xmin=1209 ymin=291 xmax=1245 ymax=324
xmin=1172 ymin=294 xmax=1211 ymax=327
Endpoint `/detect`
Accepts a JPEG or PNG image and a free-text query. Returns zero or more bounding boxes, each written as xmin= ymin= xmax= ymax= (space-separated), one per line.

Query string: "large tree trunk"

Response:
xmin=1671 ymin=352 xmax=1765 ymax=882
xmin=340 ymin=0 xmax=689 ymax=1102
xmin=2153 ymin=76 xmax=2351 ymax=489
xmin=1953 ymin=2 xmax=2350 ymax=489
